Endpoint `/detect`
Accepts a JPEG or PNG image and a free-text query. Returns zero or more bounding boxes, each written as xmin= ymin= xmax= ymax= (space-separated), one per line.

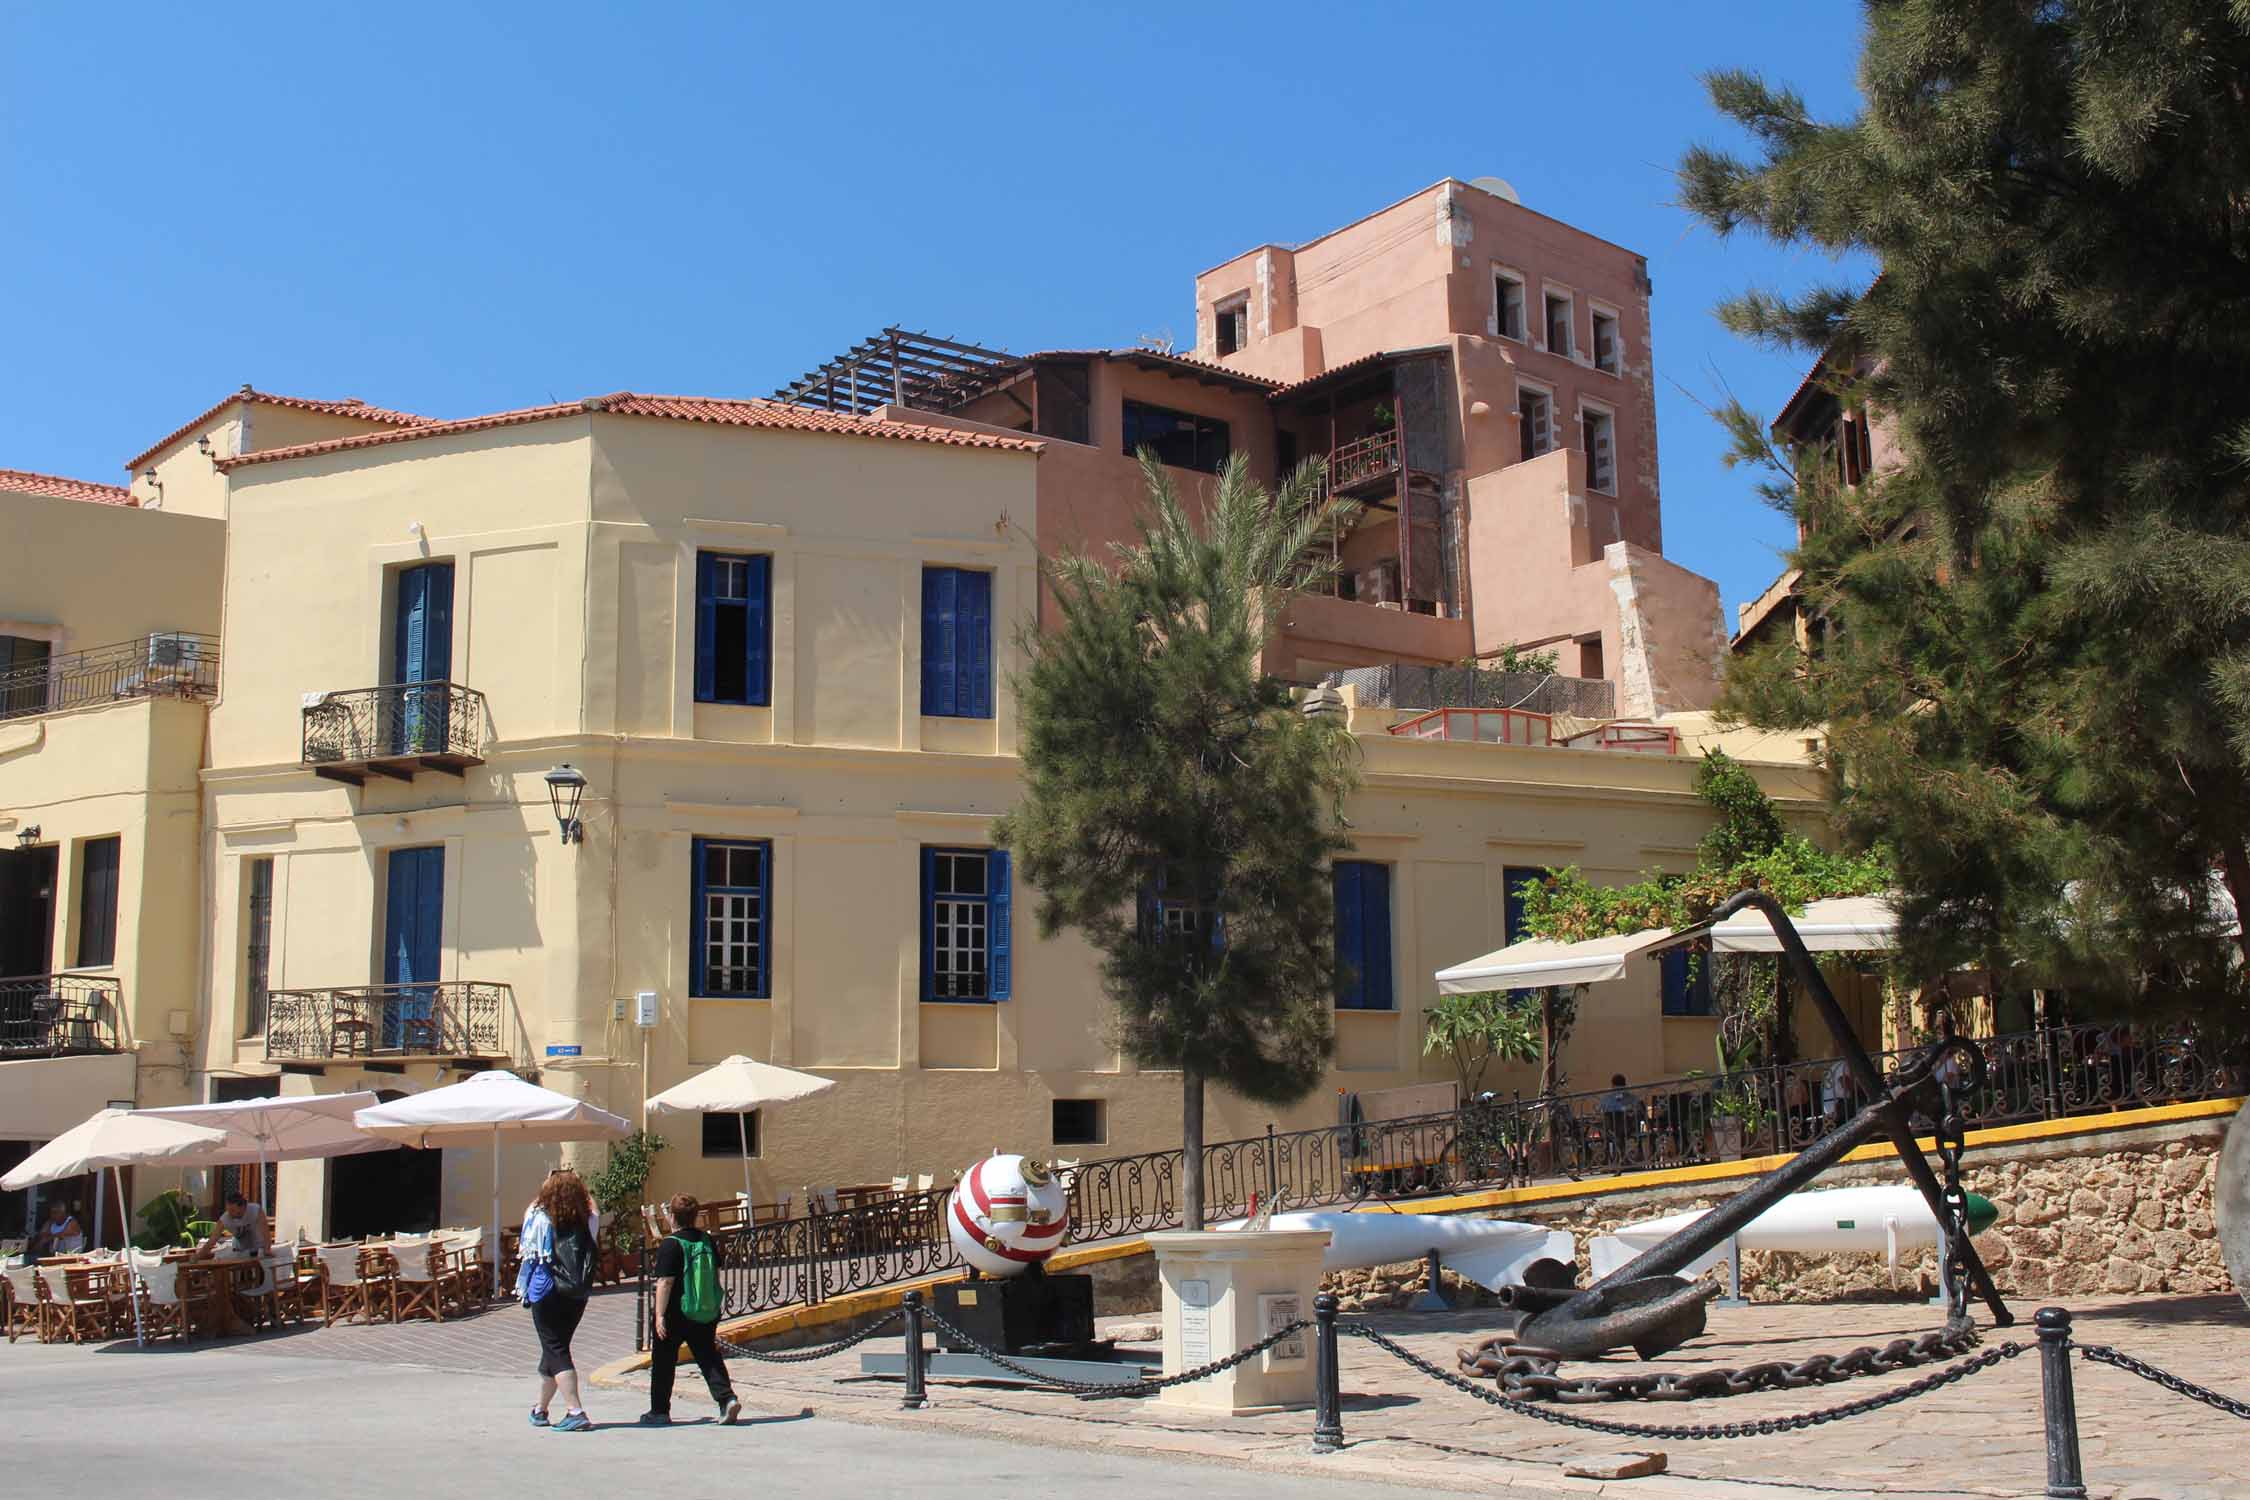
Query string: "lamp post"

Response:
xmin=542 ymin=766 xmax=586 ymax=846
xmin=14 ymin=825 xmax=40 ymax=848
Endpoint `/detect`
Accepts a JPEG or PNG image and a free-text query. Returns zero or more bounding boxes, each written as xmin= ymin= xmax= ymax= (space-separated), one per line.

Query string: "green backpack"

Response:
xmin=672 ymin=1234 xmax=720 ymax=1323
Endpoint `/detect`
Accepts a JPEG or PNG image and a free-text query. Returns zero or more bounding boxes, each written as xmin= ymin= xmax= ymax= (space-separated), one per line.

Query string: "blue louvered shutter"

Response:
xmin=745 ymin=554 xmax=771 ymax=705
xmin=422 ymin=563 xmax=453 ymax=682
xmin=694 ymin=553 xmax=718 ymax=701
xmin=755 ymin=842 xmax=774 ymax=998
xmin=1334 ymin=863 xmax=1364 ymax=1008
xmin=1363 ymin=863 xmax=1393 ymax=1011
xmin=922 ymin=568 xmax=955 ymax=715
xmin=919 ymin=846 xmax=937 ymax=1001
xmin=988 ymin=849 xmax=1012 ymax=1000
xmin=963 ymin=569 xmax=993 ymax=718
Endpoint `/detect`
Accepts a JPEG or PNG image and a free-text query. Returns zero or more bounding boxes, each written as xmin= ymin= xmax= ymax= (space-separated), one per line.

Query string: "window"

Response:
xmin=1494 ymin=271 xmax=1526 ymax=341
xmin=1660 ymin=948 xmax=1716 ymax=1017
xmin=1052 ymin=1098 xmax=1105 ymax=1146
xmin=701 ymin=1111 xmax=759 ymax=1158
xmin=1141 ymin=863 xmax=1222 ymax=947
xmin=695 ymin=552 xmax=771 ymax=706
xmin=921 ymin=567 xmax=994 ymax=719
xmin=1578 ymin=635 xmax=1605 ymax=680
xmin=921 ymin=847 xmax=1012 ymax=1002
xmin=1518 ymin=386 xmax=1554 ymax=462
xmin=1544 ymin=291 xmax=1574 ymax=357
xmin=1591 ymin=309 xmax=1620 ymax=373
xmin=74 ymin=836 xmax=119 ymax=968
xmin=0 ymin=635 xmax=51 ymax=717
xmin=1214 ymin=299 xmax=1249 ymax=356
xmin=1503 ymin=866 xmax=1554 ymax=1007
xmin=691 ymin=838 xmax=771 ymax=998
xmin=1332 ymin=861 xmax=1394 ymax=1011
xmin=242 ymin=857 xmax=274 ymax=1037
xmin=1582 ymin=407 xmax=1617 ymax=494
xmin=1122 ymin=400 xmax=1230 ymax=474
xmin=1838 ymin=411 xmax=1875 ymax=487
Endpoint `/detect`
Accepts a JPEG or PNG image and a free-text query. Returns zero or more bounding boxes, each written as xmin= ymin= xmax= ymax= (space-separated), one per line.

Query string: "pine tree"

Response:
xmin=1681 ymin=2 xmax=2250 ymax=1011
xmin=996 ymin=454 xmax=1360 ymax=1229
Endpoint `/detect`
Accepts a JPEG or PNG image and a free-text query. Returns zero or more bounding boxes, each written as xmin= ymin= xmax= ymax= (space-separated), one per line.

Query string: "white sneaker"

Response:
xmin=720 ymin=1398 xmax=742 ymax=1426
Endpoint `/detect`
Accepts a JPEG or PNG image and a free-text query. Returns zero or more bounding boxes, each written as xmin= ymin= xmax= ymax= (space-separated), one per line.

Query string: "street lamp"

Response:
xmin=542 ymin=766 xmax=586 ymax=847
xmin=14 ymin=825 xmax=40 ymax=848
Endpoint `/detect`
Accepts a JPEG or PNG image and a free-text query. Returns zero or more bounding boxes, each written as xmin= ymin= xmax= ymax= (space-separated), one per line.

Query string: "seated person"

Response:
xmin=1599 ymin=1075 xmax=1635 ymax=1159
xmin=205 ymin=1190 xmax=271 ymax=1257
xmin=29 ymin=1201 xmax=87 ymax=1258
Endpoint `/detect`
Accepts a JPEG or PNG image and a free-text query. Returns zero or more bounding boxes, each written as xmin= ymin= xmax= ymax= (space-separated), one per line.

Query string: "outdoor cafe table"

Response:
xmin=175 ymin=1252 xmax=263 ymax=1336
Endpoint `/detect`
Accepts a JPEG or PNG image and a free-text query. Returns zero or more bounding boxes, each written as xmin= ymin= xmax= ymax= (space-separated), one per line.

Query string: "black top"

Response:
xmin=652 ymin=1226 xmax=710 ymax=1314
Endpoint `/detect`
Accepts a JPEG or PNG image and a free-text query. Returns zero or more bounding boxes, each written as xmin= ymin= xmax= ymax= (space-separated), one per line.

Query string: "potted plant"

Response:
xmin=586 ymin=1128 xmax=665 ymax=1279
xmin=1707 ymin=1036 xmax=1769 ymax=1159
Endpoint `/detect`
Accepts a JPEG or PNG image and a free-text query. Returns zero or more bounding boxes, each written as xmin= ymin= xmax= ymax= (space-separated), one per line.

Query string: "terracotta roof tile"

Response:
xmin=215 ymin=392 xmax=1045 ymax=471
xmin=0 ymin=467 xmax=138 ymax=507
xmin=126 ymin=386 xmax=432 ymax=470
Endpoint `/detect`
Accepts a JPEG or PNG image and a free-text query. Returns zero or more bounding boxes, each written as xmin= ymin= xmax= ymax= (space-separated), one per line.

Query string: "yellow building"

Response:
xmin=6 ymin=383 xmax=1822 ymax=1246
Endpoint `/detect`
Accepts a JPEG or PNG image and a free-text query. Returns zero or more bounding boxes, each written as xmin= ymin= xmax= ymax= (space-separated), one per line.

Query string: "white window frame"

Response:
xmin=1579 ymin=399 xmax=1619 ymax=495
xmin=1490 ymin=265 xmax=1528 ymax=343
xmin=1517 ymin=379 xmax=1557 ymax=461
xmin=1588 ymin=301 xmax=1624 ymax=375
xmin=1541 ymin=284 xmax=1577 ymax=360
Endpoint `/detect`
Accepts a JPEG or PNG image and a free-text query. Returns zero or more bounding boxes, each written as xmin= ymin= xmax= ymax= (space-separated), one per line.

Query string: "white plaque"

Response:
xmin=1259 ymin=1293 xmax=1307 ymax=1367
xmin=1178 ymin=1277 xmax=1212 ymax=1366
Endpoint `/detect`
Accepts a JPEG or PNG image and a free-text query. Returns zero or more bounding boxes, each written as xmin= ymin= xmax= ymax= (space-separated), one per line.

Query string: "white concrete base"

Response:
xmin=1144 ymin=1228 xmax=1330 ymax=1415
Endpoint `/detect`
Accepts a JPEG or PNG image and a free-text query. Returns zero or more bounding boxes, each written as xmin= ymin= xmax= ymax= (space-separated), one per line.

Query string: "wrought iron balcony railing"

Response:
xmin=301 ymin=682 xmax=487 ymax=784
xmin=0 ymin=973 xmax=124 ymax=1057
xmin=0 ymin=633 xmax=218 ymax=723
xmin=1311 ymin=428 xmax=1402 ymax=500
xmin=263 ymin=981 xmax=514 ymax=1064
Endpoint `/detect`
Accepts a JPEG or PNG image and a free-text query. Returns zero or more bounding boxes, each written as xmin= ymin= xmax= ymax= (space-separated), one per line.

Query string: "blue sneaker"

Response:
xmin=553 ymin=1411 xmax=592 ymax=1433
xmin=528 ymin=1408 xmax=550 ymax=1428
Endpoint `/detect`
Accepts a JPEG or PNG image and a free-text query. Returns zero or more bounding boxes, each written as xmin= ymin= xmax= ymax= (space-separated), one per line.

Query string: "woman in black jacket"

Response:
xmin=520 ymin=1169 xmax=599 ymax=1431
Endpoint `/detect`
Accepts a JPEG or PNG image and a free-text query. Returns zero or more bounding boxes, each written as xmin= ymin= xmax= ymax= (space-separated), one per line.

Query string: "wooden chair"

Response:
xmin=3 ymin=1264 xmax=45 ymax=1343
xmin=258 ymin=1250 xmax=314 ymax=1326
xmin=315 ymin=1244 xmax=373 ymax=1326
xmin=36 ymin=1264 xmax=109 ymax=1344
xmin=129 ymin=1251 xmax=197 ymax=1342
xmin=389 ymin=1239 xmax=448 ymax=1323
xmin=445 ymin=1230 xmax=491 ymax=1304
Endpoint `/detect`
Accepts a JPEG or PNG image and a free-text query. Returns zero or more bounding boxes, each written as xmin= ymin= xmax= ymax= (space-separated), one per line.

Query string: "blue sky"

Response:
xmin=1 ymin=2 xmax=1872 ymax=621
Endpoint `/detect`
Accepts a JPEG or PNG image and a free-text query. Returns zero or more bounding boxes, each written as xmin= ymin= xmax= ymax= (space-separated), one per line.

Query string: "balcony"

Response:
xmin=1388 ymin=707 xmax=1680 ymax=754
xmin=264 ymin=982 xmax=515 ymax=1067
xmin=301 ymin=682 xmax=487 ymax=785
xmin=0 ymin=632 xmax=218 ymax=724
xmin=0 ymin=974 xmax=124 ymax=1058
xmin=1312 ymin=428 xmax=1402 ymax=500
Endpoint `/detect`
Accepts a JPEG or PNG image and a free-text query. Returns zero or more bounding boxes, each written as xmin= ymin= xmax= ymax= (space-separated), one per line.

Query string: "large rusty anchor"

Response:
xmin=1500 ymin=890 xmax=2015 ymax=1361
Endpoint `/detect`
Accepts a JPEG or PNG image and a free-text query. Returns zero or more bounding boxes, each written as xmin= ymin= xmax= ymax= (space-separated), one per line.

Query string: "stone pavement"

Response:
xmin=594 ymin=1291 xmax=2250 ymax=1499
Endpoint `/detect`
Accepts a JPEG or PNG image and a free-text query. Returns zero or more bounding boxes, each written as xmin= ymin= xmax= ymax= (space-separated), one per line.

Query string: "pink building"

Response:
xmin=774 ymin=179 xmax=1727 ymax=715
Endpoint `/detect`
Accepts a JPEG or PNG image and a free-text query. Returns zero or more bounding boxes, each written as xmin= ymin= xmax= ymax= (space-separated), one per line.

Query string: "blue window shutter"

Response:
xmin=988 ymin=849 xmax=1012 ymax=1001
xmin=921 ymin=568 xmax=953 ymax=715
xmin=919 ymin=846 xmax=937 ymax=1002
xmin=965 ymin=570 xmax=993 ymax=719
xmin=423 ymin=562 xmax=454 ymax=682
xmin=755 ymin=841 xmax=773 ymax=998
xmin=395 ymin=564 xmax=426 ymax=684
xmin=415 ymin=848 xmax=444 ymax=986
xmin=693 ymin=553 xmax=717 ymax=702
xmin=1333 ymin=863 xmax=1364 ymax=1008
xmin=746 ymin=554 xmax=771 ymax=706
xmin=1660 ymin=948 xmax=1687 ymax=1017
xmin=689 ymin=837 xmax=708 ymax=998
xmin=1364 ymin=863 xmax=1393 ymax=1011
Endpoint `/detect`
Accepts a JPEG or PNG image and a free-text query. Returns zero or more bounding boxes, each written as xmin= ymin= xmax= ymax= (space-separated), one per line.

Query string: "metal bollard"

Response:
xmin=634 ymin=1255 xmax=648 ymax=1353
xmin=1312 ymin=1292 xmax=1344 ymax=1453
xmin=2036 ymin=1306 xmax=2087 ymax=1499
xmin=901 ymin=1290 xmax=929 ymax=1410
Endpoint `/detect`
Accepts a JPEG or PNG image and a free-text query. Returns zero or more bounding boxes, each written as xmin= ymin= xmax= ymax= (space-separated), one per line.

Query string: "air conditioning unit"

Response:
xmin=147 ymin=632 xmax=205 ymax=686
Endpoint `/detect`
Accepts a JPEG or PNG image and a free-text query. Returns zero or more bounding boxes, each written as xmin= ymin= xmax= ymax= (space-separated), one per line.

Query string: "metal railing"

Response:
xmin=1322 ymin=663 xmax=1617 ymax=720
xmin=263 ymin=981 xmax=513 ymax=1062
xmin=0 ymin=973 xmax=123 ymax=1056
xmin=0 ymin=633 xmax=217 ymax=723
xmin=1387 ymin=706 xmax=1681 ymax=754
xmin=300 ymin=682 xmax=486 ymax=767
xmin=1313 ymin=429 xmax=1402 ymax=497
xmin=690 ymin=1020 xmax=2246 ymax=1325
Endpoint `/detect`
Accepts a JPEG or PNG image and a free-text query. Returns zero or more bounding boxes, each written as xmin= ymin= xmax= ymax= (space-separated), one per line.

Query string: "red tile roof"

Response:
xmin=126 ymin=386 xmax=432 ymax=470
xmin=215 ymin=391 xmax=1045 ymax=470
xmin=0 ymin=467 xmax=137 ymax=507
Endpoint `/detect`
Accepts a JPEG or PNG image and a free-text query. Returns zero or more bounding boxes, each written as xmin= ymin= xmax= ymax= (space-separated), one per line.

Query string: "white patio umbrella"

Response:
xmin=3 ymin=1109 xmax=231 ymax=1346
xmin=139 ymin=1092 xmax=390 ymax=1227
xmin=1435 ymin=927 xmax=1678 ymax=994
xmin=353 ymin=1071 xmax=630 ymax=1283
xmin=644 ymin=1055 xmax=836 ymax=1203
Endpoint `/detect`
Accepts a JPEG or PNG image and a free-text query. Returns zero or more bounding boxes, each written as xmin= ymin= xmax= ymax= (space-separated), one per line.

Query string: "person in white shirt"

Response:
xmin=30 ymin=1201 xmax=86 ymax=1257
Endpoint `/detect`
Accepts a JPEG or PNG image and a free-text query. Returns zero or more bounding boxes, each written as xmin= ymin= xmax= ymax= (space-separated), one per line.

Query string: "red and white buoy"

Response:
xmin=946 ymin=1153 xmax=1070 ymax=1276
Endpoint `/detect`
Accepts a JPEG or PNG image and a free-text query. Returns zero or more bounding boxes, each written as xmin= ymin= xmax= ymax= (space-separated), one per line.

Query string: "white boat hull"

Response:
xmin=1588 ymin=1184 xmax=1993 ymax=1280
xmin=1217 ymin=1210 xmax=1575 ymax=1291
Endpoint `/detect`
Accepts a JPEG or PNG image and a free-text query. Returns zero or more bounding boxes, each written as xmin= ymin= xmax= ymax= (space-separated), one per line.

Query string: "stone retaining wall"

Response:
xmin=1321 ymin=1113 xmax=2233 ymax=1311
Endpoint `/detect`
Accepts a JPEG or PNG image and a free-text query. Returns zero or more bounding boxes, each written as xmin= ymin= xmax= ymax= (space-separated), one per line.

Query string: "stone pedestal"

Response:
xmin=1144 ymin=1228 xmax=1331 ymax=1415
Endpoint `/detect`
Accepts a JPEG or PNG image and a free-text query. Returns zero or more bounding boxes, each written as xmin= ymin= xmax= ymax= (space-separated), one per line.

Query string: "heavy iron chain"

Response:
xmin=2079 ymin=1344 xmax=2250 ymax=1421
xmin=1370 ymin=1323 xmax=2024 ymax=1439
xmin=919 ymin=1306 xmax=1310 ymax=1400
xmin=1934 ymin=1073 xmax=1975 ymax=1322
xmin=1456 ymin=1318 xmax=1988 ymax=1403
xmin=718 ymin=1308 xmax=904 ymax=1363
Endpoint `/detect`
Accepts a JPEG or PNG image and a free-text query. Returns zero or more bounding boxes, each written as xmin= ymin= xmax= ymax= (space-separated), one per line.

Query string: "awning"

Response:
xmin=1693 ymin=895 xmax=1898 ymax=953
xmin=1435 ymin=928 xmax=1677 ymax=993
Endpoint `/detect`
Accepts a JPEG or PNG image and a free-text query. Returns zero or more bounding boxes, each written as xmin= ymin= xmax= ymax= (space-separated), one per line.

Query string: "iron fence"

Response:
xmin=0 ymin=633 xmax=217 ymax=723
xmin=263 ymin=981 xmax=513 ymax=1062
xmin=0 ymin=973 xmax=123 ymax=1056
xmin=300 ymin=682 xmax=486 ymax=766
xmin=693 ymin=1019 xmax=2245 ymax=1329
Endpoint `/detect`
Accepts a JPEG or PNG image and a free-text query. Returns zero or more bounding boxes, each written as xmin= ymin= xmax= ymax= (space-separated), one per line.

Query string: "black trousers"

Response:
xmin=649 ymin=1312 xmax=735 ymax=1414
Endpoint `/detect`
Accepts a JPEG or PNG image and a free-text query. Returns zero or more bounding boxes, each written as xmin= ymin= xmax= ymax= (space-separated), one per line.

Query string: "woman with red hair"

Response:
xmin=519 ymin=1168 xmax=599 ymax=1432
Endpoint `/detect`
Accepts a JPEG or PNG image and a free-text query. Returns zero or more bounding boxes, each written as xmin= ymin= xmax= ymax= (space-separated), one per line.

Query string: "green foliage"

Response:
xmin=1489 ymin=642 xmax=1560 ymax=676
xmin=1695 ymin=749 xmax=1785 ymax=870
xmin=585 ymin=1129 xmax=665 ymax=1249
xmin=996 ymin=452 xmax=1362 ymax=1225
xmin=1421 ymin=991 xmax=1540 ymax=1099
xmin=131 ymin=1187 xmax=198 ymax=1250
xmin=1681 ymin=2 xmax=2250 ymax=1009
